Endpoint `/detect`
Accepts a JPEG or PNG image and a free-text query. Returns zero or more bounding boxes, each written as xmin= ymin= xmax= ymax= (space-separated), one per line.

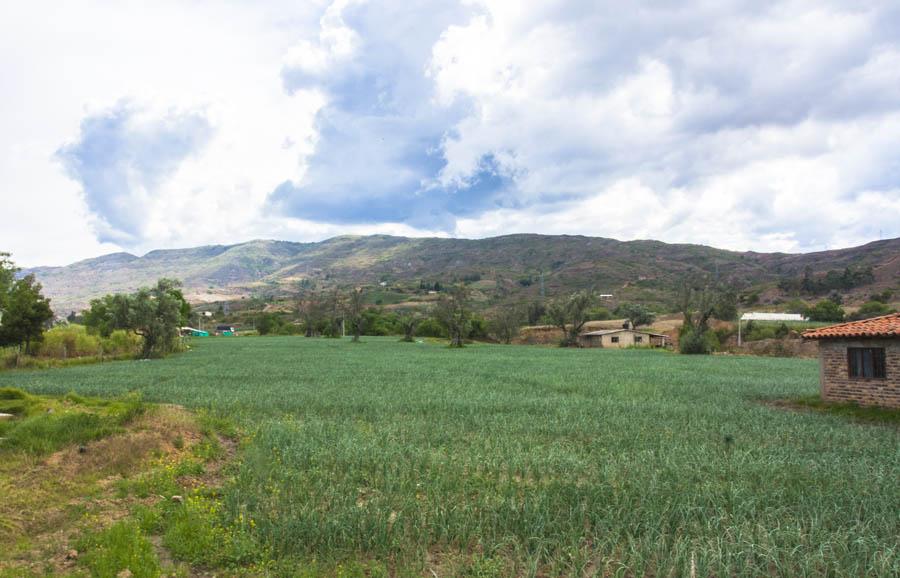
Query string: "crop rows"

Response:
xmin=2 ymin=337 xmax=897 ymax=575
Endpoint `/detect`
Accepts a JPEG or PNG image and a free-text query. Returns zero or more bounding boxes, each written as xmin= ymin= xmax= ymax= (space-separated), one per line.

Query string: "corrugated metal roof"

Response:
xmin=802 ymin=313 xmax=900 ymax=340
xmin=740 ymin=312 xmax=808 ymax=321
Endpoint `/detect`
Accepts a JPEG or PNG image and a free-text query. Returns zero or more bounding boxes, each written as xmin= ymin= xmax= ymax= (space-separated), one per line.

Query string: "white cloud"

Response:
xmin=1 ymin=0 xmax=899 ymax=267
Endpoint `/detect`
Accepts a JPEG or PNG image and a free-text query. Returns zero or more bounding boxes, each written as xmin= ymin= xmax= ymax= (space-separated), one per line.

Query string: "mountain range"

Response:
xmin=24 ymin=234 xmax=900 ymax=314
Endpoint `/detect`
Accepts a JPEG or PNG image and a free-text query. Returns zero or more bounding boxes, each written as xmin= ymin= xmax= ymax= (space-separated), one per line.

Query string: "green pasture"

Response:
xmin=1 ymin=337 xmax=896 ymax=576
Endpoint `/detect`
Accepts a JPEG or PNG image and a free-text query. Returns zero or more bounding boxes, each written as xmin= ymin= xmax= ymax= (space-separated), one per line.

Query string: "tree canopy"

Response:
xmin=0 ymin=254 xmax=54 ymax=353
xmin=614 ymin=303 xmax=655 ymax=328
xmin=434 ymin=285 xmax=472 ymax=347
xmin=0 ymin=274 xmax=54 ymax=353
xmin=82 ymin=278 xmax=190 ymax=358
xmin=547 ymin=290 xmax=595 ymax=347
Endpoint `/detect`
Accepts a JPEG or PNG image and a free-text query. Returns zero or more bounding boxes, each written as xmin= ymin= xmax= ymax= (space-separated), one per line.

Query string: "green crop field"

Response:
xmin=1 ymin=337 xmax=897 ymax=576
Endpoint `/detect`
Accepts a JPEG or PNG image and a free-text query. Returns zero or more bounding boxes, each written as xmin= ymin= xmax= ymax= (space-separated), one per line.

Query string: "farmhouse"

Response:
xmin=579 ymin=328 xmax=668 ymax=348
xmin=803 ymin=313 xmax=900 ymax=408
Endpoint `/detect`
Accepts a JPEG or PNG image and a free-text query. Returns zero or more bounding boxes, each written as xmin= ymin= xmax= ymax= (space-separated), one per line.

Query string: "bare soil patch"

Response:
xmin=0 ymin=402 xmax=233 ymax=577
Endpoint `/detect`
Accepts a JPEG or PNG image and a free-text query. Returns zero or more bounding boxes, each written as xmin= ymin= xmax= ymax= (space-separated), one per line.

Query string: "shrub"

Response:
xmin=102 ymin=329 xmax=142 ymax=356
xmin=469 ymin=315 xmax=489 ymax=339
xmin=0 ymin=347 xmax=19 ymax=369
xmin=680 ymin=328 xmax=711 ymax=354
xmin=849 ymin=301 xmax=894 ymax=321
xmin=277 ymin=323 xmax=304 ymax=336
xmin=586 ymin=306 xmax=611 ymax=321
xmin=37 ymin=325 xmax=102 ymax=358
xmin=255 ymin=313 xmax=283 ymax=335
xmin=416 ymin=318 xmax=447 ymax=338
xmin=807 ymin=300 xmax=845 ymax=322
xmin=784 ymin=299 xmax=810 ymax=316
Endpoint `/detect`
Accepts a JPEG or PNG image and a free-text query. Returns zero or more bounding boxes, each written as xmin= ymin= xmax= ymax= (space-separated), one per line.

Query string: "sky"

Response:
xmin=2 ymin=0 xmax=900 ymax=267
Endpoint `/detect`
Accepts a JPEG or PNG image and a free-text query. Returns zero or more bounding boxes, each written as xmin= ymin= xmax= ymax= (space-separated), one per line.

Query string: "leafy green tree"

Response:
xmin=83 ymin=293 xmax=133 ymax=337
xmin=434 ymin=284 xmax=472 ymax=347
xmin=0 ymin=252 xmax=16 ymax=316
xmin=807 ymin=300 xmax=845 ymax=323
xmin=614 ymin=303 xmax=655 ymax=328
xmin=415 ymin=317 xmax=447 ymax=338
xmin=398 ymin=312 xmax=421 ymax=342
xmin=677 ymin=282 xmax=716 ymax=354
xmin=547 ymin=290 xmax=595 ymax=347
xmin=488 ymin=304 xmax=523 ymax=344
xmin=345 ymin=287 xmax=365 ymax=342
xmin=526 ymin=301 xmax=546 ymax=325
xmin=297 ymin=290 xmax=326 ymax=337
xmin=322 ymin=288 xmax=343 ymax=338
xmin=255 ymin=312 xmax=283 ymax=335
xmin=130 ymin=279 xmax=189 ymax=358
xmin=83 ymin=279 xmax=189 ymax=358
xmin=712 ymin=287 xmax=739 ymax=321
xmin=871 ymin=289 xmax=893 ymax=304
xmin=849 ymin=301 xmax=894 ymax=321
xmin=0 ymin=274 xmax=54 ymax=353
xmin=784 ymin=299 xmax=809 ymax=317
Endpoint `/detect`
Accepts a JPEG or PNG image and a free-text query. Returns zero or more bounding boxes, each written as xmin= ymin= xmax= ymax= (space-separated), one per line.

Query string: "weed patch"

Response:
xmin=76 ymin=520 xmax=162 ymax=578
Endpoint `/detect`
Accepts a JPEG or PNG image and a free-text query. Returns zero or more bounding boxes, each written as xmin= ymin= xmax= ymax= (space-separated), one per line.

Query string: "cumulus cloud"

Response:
xmin=266 ymin=0 xmax=900 ymax=251
xmin=2 ymin=0 xmax=900 ymax=265
xmin=56 ymin=103 xmax=214 ymax=245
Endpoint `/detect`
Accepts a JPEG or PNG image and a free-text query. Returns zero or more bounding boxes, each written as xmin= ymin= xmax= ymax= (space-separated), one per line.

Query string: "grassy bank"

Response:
xmin=1 ymin=337 xmax=897 ymax=576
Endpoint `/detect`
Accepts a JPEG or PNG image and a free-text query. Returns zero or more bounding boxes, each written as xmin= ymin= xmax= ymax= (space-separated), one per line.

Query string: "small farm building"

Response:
xmin=579 ymin=328 xmax=668 ymax=349
xmin=215 ymin=325 xmax=236 ymax=336
xmin=180 ymin=327 xmax=209 ymax=337
xmin=803 ymin=313 xmax=900 ymax=408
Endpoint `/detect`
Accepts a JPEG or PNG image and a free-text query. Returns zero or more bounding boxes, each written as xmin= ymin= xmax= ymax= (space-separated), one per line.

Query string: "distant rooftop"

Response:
xmin=581 ymin=328 xmax=668 ymax=338
xmin=740 ymin=312 xmax=808 ymax=322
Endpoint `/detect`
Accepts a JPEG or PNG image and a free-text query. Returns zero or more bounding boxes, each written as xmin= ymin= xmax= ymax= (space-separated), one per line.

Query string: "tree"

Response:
xmin=81 ymin=279 xmax=189 ymax=358
xmin=345 ymin=287 xmax=365 ymax=342
xmin=849 ymin=301 xmax=894 ymax=321
xmin=547 ymin=290 xmax=595 ymax=347
xmin=0 ymin=253 xmax=16 ymax=318
xmin=677 ymin=282 xmax=717 ymax=354
xmin=488 ymin=305 xmax=522 ymax=344
xmin=83 ymin=293 xmax=133 ymax=337
xmin=614 ymin=303 xmax=655 ymax=328
xmin=398 ymin=312 xmax=421 ymax=342
xmin=0 ymin=273 xmax=54 ymax=353
xmin=322 ymin=288 xmax=343 ymax=338
xmin=784 ymin=299 xmax=809 ymax=317
xmin=526 ymin=301 xmax=546 ymax=325
xmin=807 ymin=300 xmax=845 ymax=323
xmin=434 ymin=284 xmax=472 ymax=347
xmin=871 ymin=289 xmax=893 ymax=304
xmin=130 ymin=279 xmax=189 ymax=358
xmin=255 ymin=312 xmax=283 ymax=335
xmin=297 ymin=290 xmax=325 ymax=337
xmin=712 ymin=287 xmax=739 ymax=321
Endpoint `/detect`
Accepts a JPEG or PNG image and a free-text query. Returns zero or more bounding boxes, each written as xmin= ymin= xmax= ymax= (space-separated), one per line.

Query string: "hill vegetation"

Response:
xmin=22 ymin=234 xmax=900 ymax=315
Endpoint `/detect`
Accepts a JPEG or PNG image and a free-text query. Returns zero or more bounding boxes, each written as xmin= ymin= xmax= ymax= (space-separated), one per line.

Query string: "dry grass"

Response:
xmin=0 ymin=400 xmax=221 ymax=577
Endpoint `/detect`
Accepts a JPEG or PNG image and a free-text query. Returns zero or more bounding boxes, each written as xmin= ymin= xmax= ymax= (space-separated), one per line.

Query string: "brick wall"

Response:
xmin=817 ymin=339 xmax=900 ymax=408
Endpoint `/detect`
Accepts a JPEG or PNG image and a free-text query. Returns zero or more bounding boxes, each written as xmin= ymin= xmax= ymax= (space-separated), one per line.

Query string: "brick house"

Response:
xmin=802 ymin=313 xmax=900 ymax=408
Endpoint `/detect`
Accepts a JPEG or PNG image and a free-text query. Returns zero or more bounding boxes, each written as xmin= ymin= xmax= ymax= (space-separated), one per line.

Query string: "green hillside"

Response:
xmin=23 ymin=234 xmax=900 ymax=314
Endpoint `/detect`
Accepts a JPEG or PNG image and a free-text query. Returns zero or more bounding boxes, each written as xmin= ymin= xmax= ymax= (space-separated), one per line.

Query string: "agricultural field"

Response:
xmin=1 ymin=337 xmax=898 ymax=576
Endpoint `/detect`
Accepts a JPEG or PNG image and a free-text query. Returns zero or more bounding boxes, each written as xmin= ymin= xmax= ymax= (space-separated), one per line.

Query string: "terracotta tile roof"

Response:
xmin=802 ymin=313 xmax=900 ymax=340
